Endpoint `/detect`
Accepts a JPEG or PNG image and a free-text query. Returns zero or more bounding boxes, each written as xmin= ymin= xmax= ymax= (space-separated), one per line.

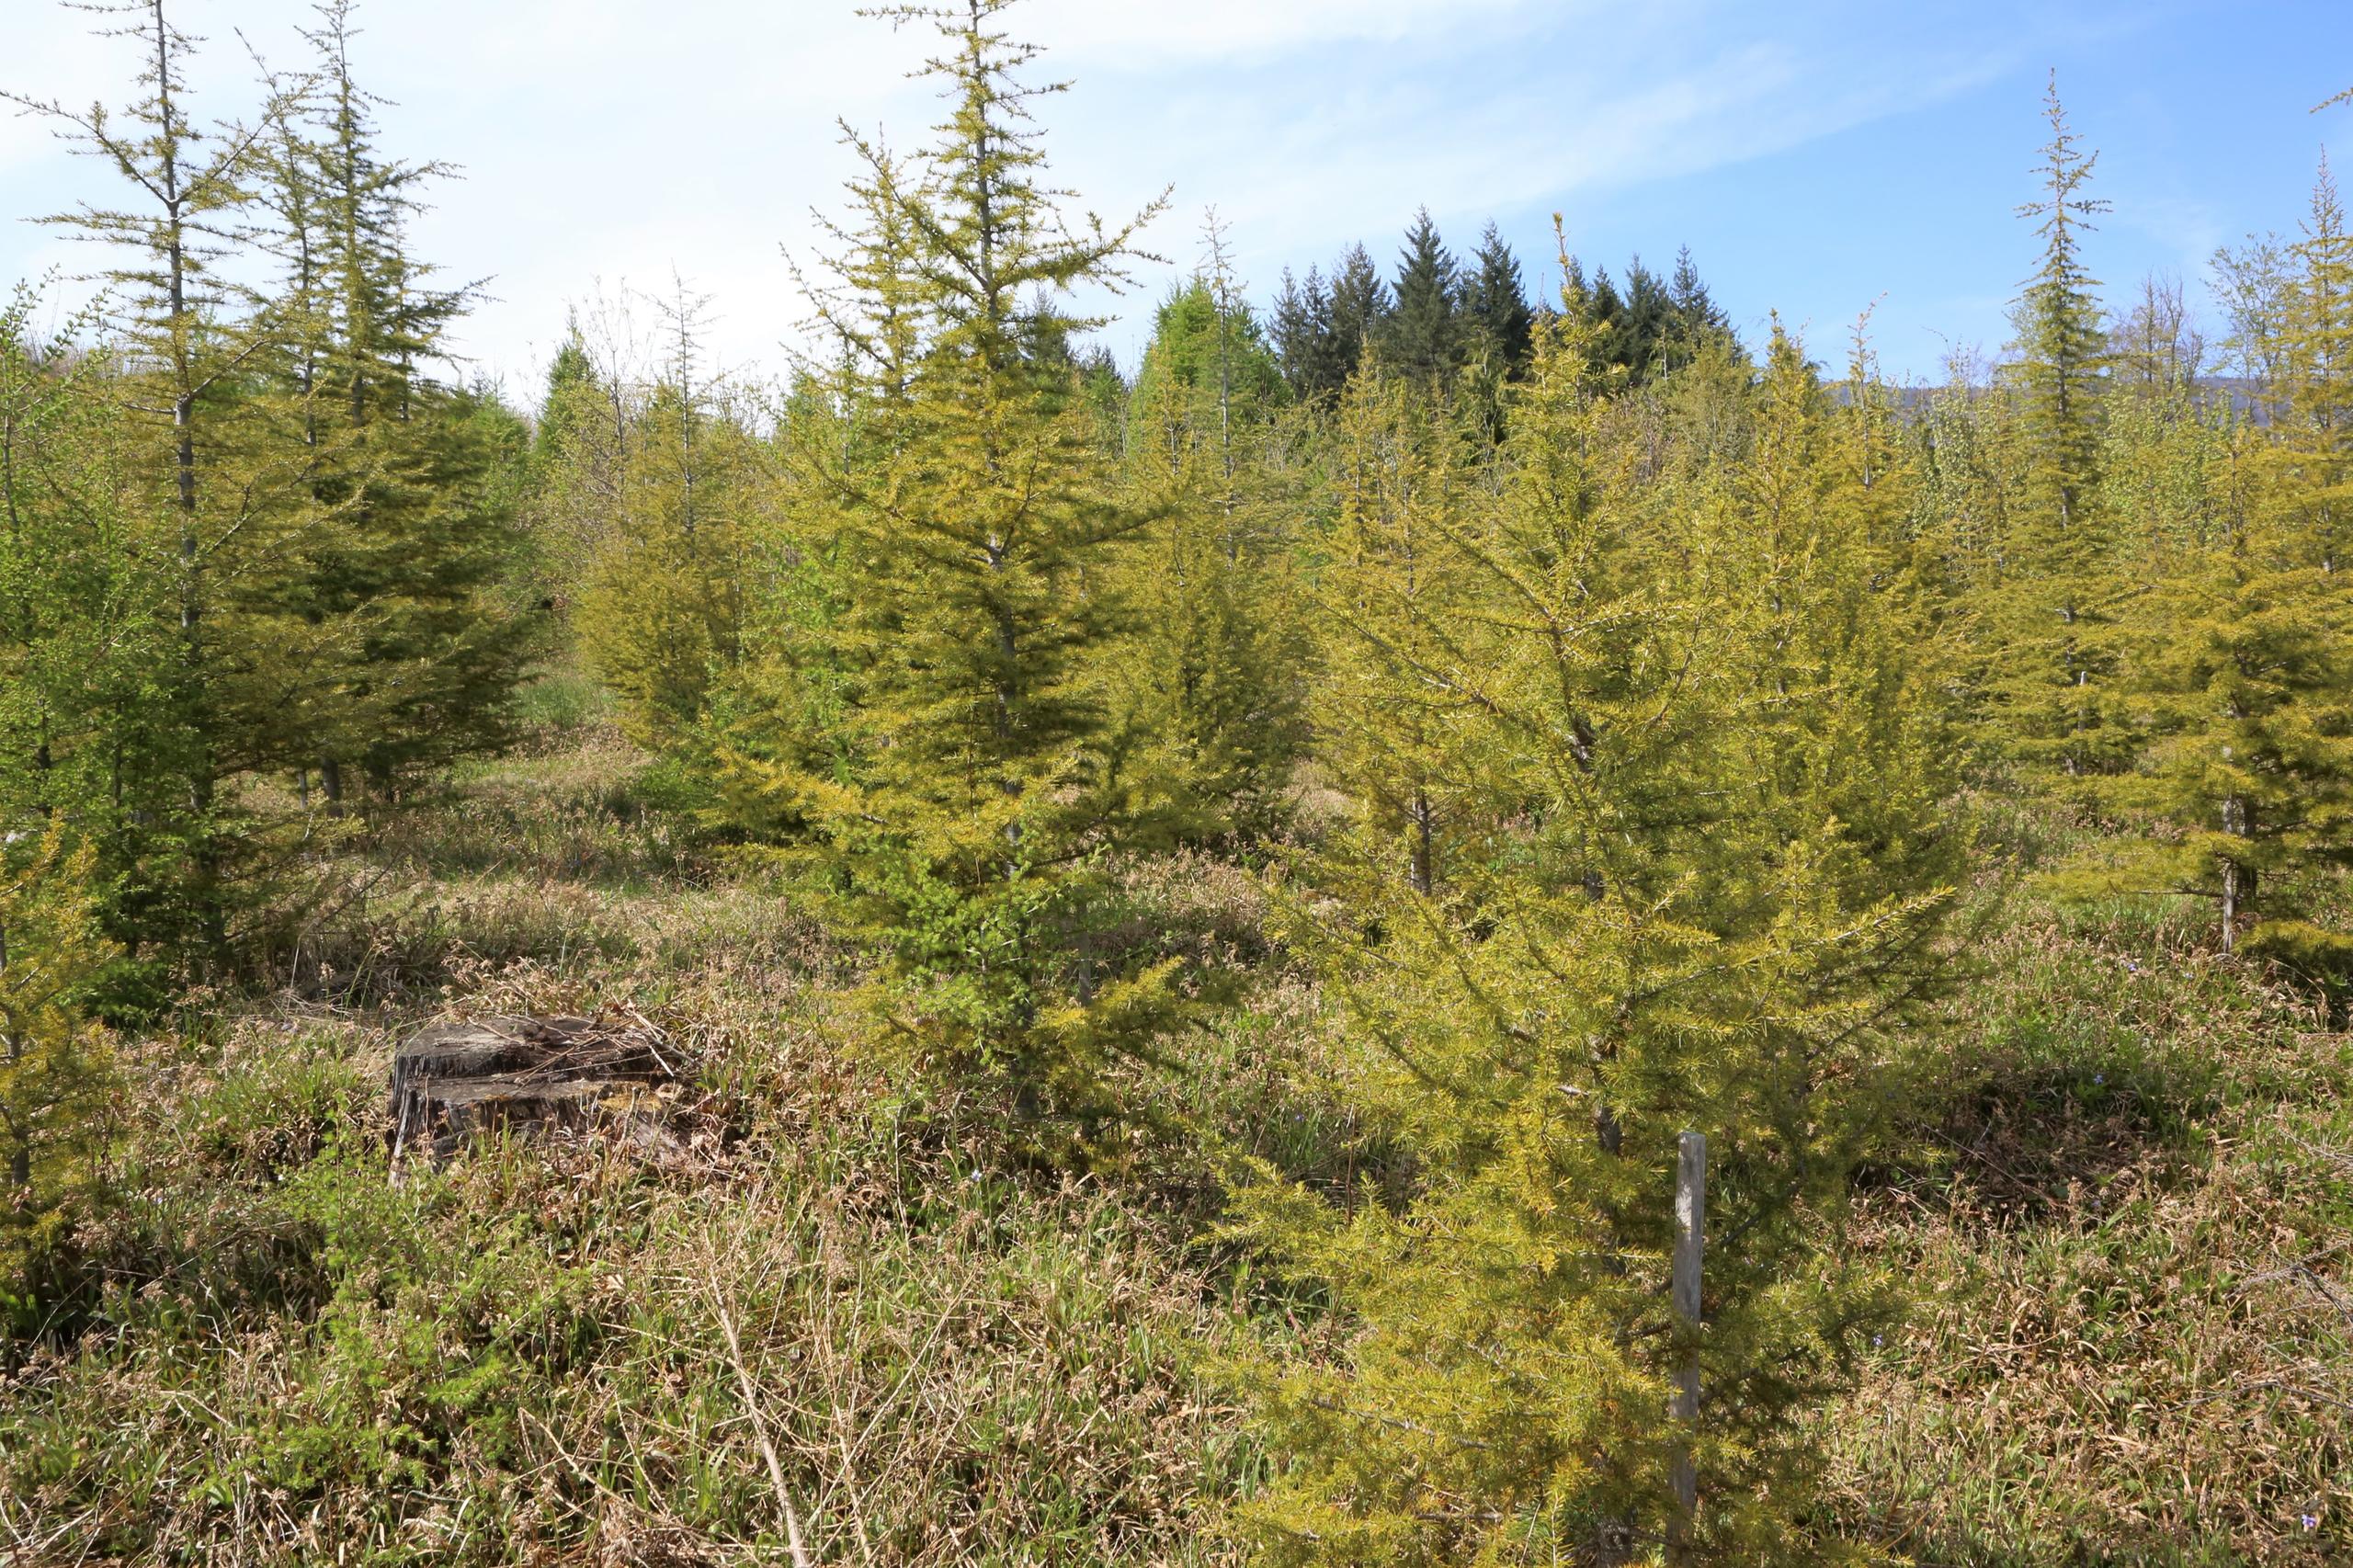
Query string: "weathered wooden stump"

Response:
xmin=388 ymin=1014 xmax=680 ymax=1165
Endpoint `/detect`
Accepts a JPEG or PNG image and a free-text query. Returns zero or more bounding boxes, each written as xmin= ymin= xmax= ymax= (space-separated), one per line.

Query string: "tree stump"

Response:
xmin=388 ymin=1015 xmax=679 ymax=1165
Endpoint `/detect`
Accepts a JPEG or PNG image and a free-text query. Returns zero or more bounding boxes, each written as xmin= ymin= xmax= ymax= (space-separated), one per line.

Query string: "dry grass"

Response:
xmin=0 ymin=731 xmax=1274 ymax=1566
xmin=9 ymin=738 xmax=2353 ymax=1564
xmin=1819 ymin=894 xmax=2353 ymax=1565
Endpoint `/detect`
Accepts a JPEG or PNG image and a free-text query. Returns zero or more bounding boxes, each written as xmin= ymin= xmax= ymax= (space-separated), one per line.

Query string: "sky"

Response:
xmin=3 ymin=0 xmax=2348 ymax=400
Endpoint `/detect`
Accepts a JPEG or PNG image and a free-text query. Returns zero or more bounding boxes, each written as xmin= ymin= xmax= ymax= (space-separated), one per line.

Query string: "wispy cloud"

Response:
xmin=0 ymin=0 xmax=2259 ymax=391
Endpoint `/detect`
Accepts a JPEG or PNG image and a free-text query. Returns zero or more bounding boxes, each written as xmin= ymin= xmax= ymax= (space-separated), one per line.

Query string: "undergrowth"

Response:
xmin=1824 ymin=880 xmax=2353 ymax=1564
xmin=5 ymin=739 xmax=2351 ymax=1563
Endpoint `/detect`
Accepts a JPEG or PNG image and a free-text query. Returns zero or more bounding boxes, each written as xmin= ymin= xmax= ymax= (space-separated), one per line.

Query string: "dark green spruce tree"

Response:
xmin=1462 ymin=221 xmax=1536 ymax=377
xmin=266 ymin=0 xmax=536 ymax=801
xmin=1381 ymin=207 xmax=1463 ymax=385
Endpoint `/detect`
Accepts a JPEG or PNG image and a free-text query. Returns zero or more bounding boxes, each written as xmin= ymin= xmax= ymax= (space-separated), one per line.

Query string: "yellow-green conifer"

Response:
xmin=710 ymin=0 xmax=1177 ymax=1134
xmin=0 ymin=824 xmax=118 ymax=1285
xmin=1235 ymin=290 xmax=1960 ymax=1562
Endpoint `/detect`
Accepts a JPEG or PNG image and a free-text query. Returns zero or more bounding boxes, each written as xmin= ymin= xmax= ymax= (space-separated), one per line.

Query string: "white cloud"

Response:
xmin=1024 ymin=0 xmax=1539 ymax=63
xmin=0 ymin=0 xmax=2131 ymax=393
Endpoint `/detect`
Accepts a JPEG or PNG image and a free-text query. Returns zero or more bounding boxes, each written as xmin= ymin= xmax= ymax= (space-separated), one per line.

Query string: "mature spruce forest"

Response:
xmin=4 ymin=1 xmax=2353 ymax=1562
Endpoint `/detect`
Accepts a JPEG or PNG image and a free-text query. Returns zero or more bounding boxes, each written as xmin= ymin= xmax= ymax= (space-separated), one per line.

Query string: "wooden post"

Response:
xmin=1668 ymin=1131 xmax=1706 ymax=1561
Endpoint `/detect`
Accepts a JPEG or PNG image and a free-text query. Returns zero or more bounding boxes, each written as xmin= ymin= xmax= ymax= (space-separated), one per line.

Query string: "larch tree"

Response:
xmin=0 ymin=282 xmax=186 ymax=945
xmin=2074 ymin=160 xmax=2353 ymax=971
xmin=0 ymin=824 xmax=118 ymax=1258
xmin=1310 ymin=367 xmax=1480 ymax=900
xmin=2013 ymin=73 xmax=2110 ymax=532
xmin=1236 ymin=284 xmax=1961 ymax=1562
xmin=709 ymin=0 xmax=1182 ymax=1139
xmin=574 ymin=274 xmax=765 ymax=749
xmin=1116 ymin=227 xmax=1307 ymax=841
xmin=2268 ymin=153 xmax=2353 ymax=574
xmin=1980 ymin=74 xmax=2134 ymax=789
xmin=2097 ymin=490 xmax=2353 ymax=963
xmin=5 ymin=0 xmax=317 ymax=966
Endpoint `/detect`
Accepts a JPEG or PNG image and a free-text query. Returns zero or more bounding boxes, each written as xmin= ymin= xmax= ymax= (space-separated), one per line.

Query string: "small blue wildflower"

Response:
xmin=2304 ymin=1514 xmax=2321 ymax=1532
xmin=2093 ymin=1073 xmax=2105 ymax=1086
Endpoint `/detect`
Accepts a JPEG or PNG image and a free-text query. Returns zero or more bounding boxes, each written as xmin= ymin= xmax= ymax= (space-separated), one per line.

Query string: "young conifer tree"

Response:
xmin=1114 ymin=222 xmax=1306 ymax=842
xmin=0 ymin=824 xmax=119 ymax=1261
xmin=6 ymin=0 xmax=324 ymax=965
xmin=1829 ymin=308 xmax=1932 ymax=596
xmin=2073 ymin=162 xmax=2353 ymax=971
xmin=1462 ymin=222 xmax=1536 ymax=379
xmin=2268 ymin=153 xmax=2353 ymax=573
xmin=710 ymin=0 xmax=1177 ymax=1136
xmin=1732 ymin=324 xmax=1964 ymax=909
xmin=2094 ymin=479 xmax=2353 ymax=962
xmin=2013 ymin=73 xmax=2110 ymax=530
xmin=1325 ymin=244 xmax=1393 ymax=389
xmin=1311 ymin=366 xmax=1479 ymax=897
xmin=700 ymin=143 xmax=926 ymax=842
xmin=0 ymin=289 xmax=143 ymax=812
xmin=265 ymin=0 xmax=536 ymax=798
xmin=574 ymin=276 xmax=764 ymax=748
xmin=0 ymin=282 xmax=201 ymax=1008
xmin=1980 ymin=74 xmax=2133 ymax=788
xmin=523 ymin=311 xmax=639 ymax=625
xmin=2097 ymin=275 xmax=2228 ymax=574
xmin=1381 ymin=208 xmax=1463 ymax=386
xmin=1237 ymin=271 xmax=1960 ymax=1562
xmin=1270 ymin=266 xmax=1334 ymax=400
xmin=1453 ymin=222 xmax=1537 ymax=442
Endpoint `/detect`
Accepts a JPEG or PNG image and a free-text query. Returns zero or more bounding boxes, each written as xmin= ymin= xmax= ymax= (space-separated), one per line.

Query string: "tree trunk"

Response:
xmin=2220 ymin=791 xmax=2248 ymax=954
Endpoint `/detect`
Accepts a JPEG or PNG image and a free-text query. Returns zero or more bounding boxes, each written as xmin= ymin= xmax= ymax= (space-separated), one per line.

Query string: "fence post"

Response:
xmin=1668 ymin=1130 xmax=1706 ymax=1562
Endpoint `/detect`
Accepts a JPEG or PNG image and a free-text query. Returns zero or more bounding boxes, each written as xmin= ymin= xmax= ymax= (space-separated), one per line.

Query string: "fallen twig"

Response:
xmin=710 ymin=1284 xmax=814 ymax=1568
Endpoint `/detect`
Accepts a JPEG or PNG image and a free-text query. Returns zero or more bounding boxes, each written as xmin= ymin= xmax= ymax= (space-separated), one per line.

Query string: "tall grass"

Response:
xmin=6 ymin=745 xmax=2353 ymax=1562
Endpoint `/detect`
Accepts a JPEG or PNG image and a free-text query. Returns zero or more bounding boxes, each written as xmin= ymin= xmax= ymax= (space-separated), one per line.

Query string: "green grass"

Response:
xmin=1821 ymin=886 xmax=2353 ymax=1565
xmin=6 ymin=744 xmax=2353 ymax=1563
xmin=508 ymin=663 xmax=618 ymax=739
xmin=1 ymin=733 xmax=1281 ymax=1564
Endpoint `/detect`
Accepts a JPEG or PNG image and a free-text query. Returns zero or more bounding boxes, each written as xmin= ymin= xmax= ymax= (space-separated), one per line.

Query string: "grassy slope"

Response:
xmin=3 ymin=732 xmax=2349 ymax=1564
xmin=1 ymin=735 xmax=1265 ymax=1565
xmin=1827 ymin=827 xmax=2353 ymax=1564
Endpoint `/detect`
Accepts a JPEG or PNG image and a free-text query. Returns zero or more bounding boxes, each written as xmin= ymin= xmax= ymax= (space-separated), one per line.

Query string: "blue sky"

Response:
xmin=3 ymin=0 xmax=2347 ymax=396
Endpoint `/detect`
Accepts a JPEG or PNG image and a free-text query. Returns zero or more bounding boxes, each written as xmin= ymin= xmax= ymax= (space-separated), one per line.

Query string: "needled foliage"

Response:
xmin=257 ymin=1 xmax=539 ymax=799
xmin=1974 ymin=76 xmax=2133 ymax=793
xmin=0 ymin=824 xmax=118 ymax=1307
xmin=1229 ymin=301 xmax=1964 ymax=1562
xmin=0 ymin=285 xmax=188 ymax=944
xmin=15 ymin=11 xmax=2353 ymax=1568
xmin=2262 ymin=155 xmax=2353 ymax=576
xmin=0 ymin=0 xmax=537 ymax=987
xmin=2060 ymin=163 xmax=2353 ymax=968
xmin=564 ymin=281 xmax=768 ymax=751
xmin=6 ymin=1 xmax=330 ymax=968
xmin=706 ymin=0 xmax=1184 ymax=1139
xmin=1308 ymin=367 xmax=1483 ymax=901
xmin=1114 ymin=269 xmax=1309 ymax=843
